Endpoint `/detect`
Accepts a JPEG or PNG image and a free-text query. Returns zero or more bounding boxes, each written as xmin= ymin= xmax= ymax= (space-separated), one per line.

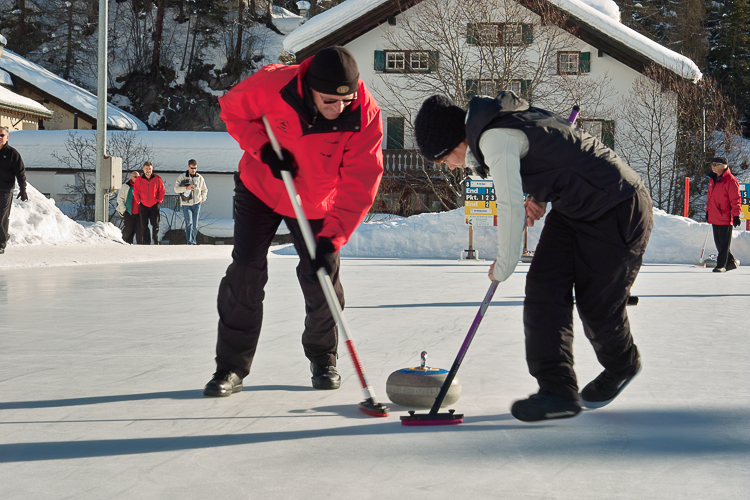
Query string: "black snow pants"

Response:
xmin=214 ymin=174 xmax=343 ymax=379
xmin=138 ymin=203 xmax=160 ymax=244
xmin=122 ymin=211 xmax=144 ymax=244
xmin=712 ymin=224 xmax=735 ymax=269
xmin=523 ymin=187 xmax=653 ymax=401
xmin=0 ymin=189 xmax=12 ymax=250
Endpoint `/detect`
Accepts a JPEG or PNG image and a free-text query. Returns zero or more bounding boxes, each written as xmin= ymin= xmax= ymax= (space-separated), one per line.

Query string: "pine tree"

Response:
xmin=706 ymin=0 xmax=750 ymax=134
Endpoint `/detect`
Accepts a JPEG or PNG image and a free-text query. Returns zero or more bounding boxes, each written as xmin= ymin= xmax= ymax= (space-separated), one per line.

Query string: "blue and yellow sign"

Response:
xmin=464 ymin=178 xmax=497 ymax=226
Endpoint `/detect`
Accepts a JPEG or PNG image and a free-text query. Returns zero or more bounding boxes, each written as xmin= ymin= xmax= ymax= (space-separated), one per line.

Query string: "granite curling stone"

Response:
xmin=386 ymin=351 xmax=461 ymax=408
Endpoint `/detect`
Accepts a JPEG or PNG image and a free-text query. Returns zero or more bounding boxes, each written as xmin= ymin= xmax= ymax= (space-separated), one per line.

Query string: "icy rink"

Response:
xmin=0 ymin=254 xmax=748 ymax=499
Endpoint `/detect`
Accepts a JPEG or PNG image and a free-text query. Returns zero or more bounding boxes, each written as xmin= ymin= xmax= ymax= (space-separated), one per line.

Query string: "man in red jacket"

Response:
xmin=706 ymin=156 xmax=742 ymax=272
xmin=204 ymin=46 xmax=384 ymax=397
xmin=133 ymin=161 xmax=165 ymax=245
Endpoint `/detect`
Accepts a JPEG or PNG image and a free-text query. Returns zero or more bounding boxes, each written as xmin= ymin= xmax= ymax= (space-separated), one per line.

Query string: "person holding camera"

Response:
xmin=133 ymin=161 xmax=165 ymax=245
xmin=706 ymin=156 xmax=742 ymax=272
xmin=174 ymin=159 xmax=208 ymax=245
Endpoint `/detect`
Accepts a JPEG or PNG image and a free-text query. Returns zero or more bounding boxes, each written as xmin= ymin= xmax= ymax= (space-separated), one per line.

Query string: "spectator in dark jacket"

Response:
xmin=414 ymin=93 xmax=652 ymax=422
xmin=0 ymin=126 xmax=27 ymax=254
xmin=133 ymin=161 xmax=165 ymax=245
xmin=706 ymin=156 xmax=741 ymax=272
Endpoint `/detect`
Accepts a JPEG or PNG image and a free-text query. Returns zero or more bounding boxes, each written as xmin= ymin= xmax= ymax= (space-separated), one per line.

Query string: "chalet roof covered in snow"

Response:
xmin=0 ymin=84 xmax=54 ymax=119
xmin=0 ymin=49 xmax=147 ymax=131
xmin=8 ymin=130 xmax=242 ymax=173
xmin=283 ymin=0 xmax=702 ymax=82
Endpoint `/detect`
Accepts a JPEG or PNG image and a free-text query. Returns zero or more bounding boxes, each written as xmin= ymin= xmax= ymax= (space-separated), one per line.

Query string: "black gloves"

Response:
xmin=17 ymin=188 xmax=28 ymax=201
xmin=260 ymin=143 xmax=298 ymax=180
xmin=733 ymin=215 xmax=741 ymax=227
xmin=312 ymin=237 xmax=336 ymax=274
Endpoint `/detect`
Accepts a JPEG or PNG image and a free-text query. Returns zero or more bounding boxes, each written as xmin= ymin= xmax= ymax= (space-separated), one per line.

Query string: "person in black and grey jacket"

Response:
xmin=0 ymin=126 xmax=27 ymax=254
xmin=173 ymin=159 xmax=208 ymax=245
xmin=414 ymin=92 xmax=653 ymax=422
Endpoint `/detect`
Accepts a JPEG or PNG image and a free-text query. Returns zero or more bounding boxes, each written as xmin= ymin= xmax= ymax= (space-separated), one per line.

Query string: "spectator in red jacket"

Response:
xmin=132 ymin=161 xmax=165 ymax=245
xmin=203 ymin=46 xmax=384 ymax=397
xmin=706 ymin=156 xmax=741 ymax=272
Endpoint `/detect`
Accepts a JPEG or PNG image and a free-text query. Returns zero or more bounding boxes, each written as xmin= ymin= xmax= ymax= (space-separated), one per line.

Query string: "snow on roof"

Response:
xmin=0 ymin=49 xmax=148 ymax=130
xmin=0 ymin=68 xmax=13 ymax=85
xmin=283 ymin=0 xmax=701 ymax=81
xmin=8 ymin=130 xmax=242 ymax=173
xmin=0 ymin=84 xmax=53 ymax=117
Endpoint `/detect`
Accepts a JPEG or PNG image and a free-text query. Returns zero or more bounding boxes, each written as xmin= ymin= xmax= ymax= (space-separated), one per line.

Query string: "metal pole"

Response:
xmin=94 ymin=0 xmax=108 ymax=222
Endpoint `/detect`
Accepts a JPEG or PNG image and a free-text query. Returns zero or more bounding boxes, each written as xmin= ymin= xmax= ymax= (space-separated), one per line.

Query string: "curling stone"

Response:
xmin=386 ymin=351 xmax=461 ymax=408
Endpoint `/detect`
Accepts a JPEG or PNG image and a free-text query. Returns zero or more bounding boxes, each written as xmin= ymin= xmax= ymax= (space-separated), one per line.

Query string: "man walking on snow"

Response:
xmin=414 ymin=92 xmax=653 ymax=422
xmin=203 ymin=46 xmax=384 ymax=397
xmin=133 ymin=161 xmax=165 ymax=245
xmin=706 ymin=156 xmax=741 ymax=272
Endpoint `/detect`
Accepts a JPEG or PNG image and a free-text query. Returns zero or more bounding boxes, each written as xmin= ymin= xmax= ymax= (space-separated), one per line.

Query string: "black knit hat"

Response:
xmin=305 ymin=46 xmax=360 ymax=95
xmin=414 ymin=95 xmax=467 ymax=161
xmin=711 ymin=156 xmax=728 ymax=165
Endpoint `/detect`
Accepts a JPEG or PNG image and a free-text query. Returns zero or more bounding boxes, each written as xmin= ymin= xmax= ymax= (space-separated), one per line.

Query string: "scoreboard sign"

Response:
xmin=464 ymin=178 xmax=497 ymax=226
xmin=741 ymin=183 xmax=750 ymax=230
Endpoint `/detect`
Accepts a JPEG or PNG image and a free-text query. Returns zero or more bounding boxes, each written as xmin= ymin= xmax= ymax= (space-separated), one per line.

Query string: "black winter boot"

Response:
xmin=310 ymin=363 xmax=341 ymax=390
xmin=580 ymin=362 xmax=641 ymax=409
xmin=510 ymin=391 xmax=582 ymax=422
xmin=203 ymin=370 xmax=243 ymax=397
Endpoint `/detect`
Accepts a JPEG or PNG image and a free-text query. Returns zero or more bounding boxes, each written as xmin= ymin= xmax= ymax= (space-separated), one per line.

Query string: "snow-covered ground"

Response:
xmin=0 ymin=182 xmax=748 ymax=499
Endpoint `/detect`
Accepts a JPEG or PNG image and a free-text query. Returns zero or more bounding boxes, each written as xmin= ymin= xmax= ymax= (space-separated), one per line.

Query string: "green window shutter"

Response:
xmin=579 ymin=52 xmax=591 ymax=73
xmin=466 ymin=79 xmax=478 ymax=99
xmin=522 ymin=24 xmax=533 ymax=44
xmin=428 ymin=51 xmax=440 ymax=73
xmin=467 ymin=23 xmax=477 ymax=45
xmin=602 ymin=120 xmax=615 ymax=149
xmin=521 ymin=80 xmax=532 ymax=101
xmin=386 ymin=117 xmax=405 ymax=150
xmin=374 ymin=51 xmax=385 ymax=72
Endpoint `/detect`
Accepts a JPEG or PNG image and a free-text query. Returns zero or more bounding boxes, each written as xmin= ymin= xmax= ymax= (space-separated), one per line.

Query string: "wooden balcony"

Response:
xmin=382 ymin=149 xmax=450 ymax=177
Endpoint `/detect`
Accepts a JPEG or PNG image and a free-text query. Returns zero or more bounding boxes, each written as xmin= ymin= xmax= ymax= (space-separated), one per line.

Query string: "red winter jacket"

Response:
xmin=707 ymin=167 xmax=741 ymax=225
xmin=133 ymin=174 xmax=165 ymax=208
xmin=219 ymin=58 xmax=384 ymax=251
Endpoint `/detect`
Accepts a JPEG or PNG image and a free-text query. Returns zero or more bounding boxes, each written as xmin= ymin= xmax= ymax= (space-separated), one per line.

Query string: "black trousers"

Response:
xmin=0 ymin=189 xmax=12 ymax=250
xmin=122 ymin=211 xmax=144 ymax=244
xmin=138 ymin=204 xmax=160 ymax=244
xmin=214 ymin=174 xmax=343 ymax=378
xmin=712 ymin=224 xmax=735 ymax=269
xmin=523 ymin=188 xmax=653 ymax=400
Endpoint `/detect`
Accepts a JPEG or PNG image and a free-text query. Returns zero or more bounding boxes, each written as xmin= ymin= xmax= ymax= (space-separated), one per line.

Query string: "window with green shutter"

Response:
xmin=467 ymin=23 xmax=478 ymax=45
xmin=522 ymin=24 xmax=533 ymax=44
xmin=374 ymin=51 xmax=385 ymax=72
xmin=520 ymin=79 xmax=532 ymax=101
xmin=602 ymin=120 xmax=615 ymax=149
xmin=386 ymin=117 xmax=405 ymax=150
xmin=428 ymin=51 xmax=440 ymax=73
xmin=579 ymin=52 xmax=591 ymax=73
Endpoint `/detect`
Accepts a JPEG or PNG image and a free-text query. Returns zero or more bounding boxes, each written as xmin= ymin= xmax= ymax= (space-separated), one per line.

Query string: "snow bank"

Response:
xmin=8 ymin=184 xmax=123 ymax=247
xmin=274 ymin=207 xmax=750 ymax=264
xmin=4 ymin=181 xmax=748 ymax=265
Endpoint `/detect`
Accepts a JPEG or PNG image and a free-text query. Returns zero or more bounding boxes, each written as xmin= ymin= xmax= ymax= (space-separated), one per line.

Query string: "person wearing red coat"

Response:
xmin=706 ymin=156 xmax=741 ymax=272
xmin=204 ymin=46 xmax=384 ymax=397
xmin=132 ymin=161 xmax=165 ymax=245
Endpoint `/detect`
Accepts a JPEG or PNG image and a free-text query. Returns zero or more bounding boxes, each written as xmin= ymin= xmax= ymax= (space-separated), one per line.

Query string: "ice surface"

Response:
xmin=0 ymin=256 xmax=747 ymax=499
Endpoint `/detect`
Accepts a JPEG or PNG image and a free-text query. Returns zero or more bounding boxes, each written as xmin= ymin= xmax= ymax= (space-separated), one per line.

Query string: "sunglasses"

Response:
xmin=320 ymin=94 xmax=357 ymax=105
xmin=711 ymin=162 xmax=725 ymax=166
xmin=0 ymin=134 xmax=7 ymax=138
xmin=188 ymin=167 xmax=197 ymax=169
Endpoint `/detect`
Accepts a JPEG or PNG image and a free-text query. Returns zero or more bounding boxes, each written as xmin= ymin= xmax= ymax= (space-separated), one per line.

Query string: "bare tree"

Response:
xmin=616 ymin=66 xmax=679 ymax=212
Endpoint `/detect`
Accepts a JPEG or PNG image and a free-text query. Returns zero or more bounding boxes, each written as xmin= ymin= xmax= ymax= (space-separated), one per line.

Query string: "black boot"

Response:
xmin=203 ymin=370 xmax=243 ymax=397
xmin=310 ymin=363 xmax=341 ymax=390
xmin=580 ymin=361 xmax=641 ymax=409
xmin=510 ymin=391 xmax=582 ymax=422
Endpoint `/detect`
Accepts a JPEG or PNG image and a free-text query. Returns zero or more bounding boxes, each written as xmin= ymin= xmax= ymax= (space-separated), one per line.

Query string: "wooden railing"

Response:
xmin=382 ymin=149 xmax=449 ymax=176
